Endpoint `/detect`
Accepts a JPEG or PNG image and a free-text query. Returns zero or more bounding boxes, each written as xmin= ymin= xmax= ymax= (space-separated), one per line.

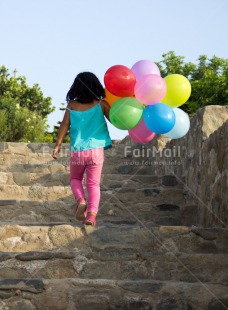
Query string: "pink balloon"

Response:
xmin=134 ymin=74 xmax=167 ymax=105
xmin=131 ymin=60 xmax=161 ymax=80
xmin=128 ymin=118 xmax=156 ymax=143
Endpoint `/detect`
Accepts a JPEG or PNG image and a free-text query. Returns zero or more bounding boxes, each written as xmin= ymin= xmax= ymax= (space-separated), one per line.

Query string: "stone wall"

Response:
xmin=0 ymin=106 xmax=227 ymax=228
xmin=120 ymin=106 xmax=228 ymax=228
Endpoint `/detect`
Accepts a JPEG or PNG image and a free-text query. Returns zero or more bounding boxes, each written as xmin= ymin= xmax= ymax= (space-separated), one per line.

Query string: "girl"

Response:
xmin=52 ymin=72 xmax=112 ymax=226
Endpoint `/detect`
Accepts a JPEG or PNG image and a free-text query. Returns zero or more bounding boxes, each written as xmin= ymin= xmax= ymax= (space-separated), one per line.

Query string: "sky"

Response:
xmin=1 ymin=0 xmax=228 ymax=140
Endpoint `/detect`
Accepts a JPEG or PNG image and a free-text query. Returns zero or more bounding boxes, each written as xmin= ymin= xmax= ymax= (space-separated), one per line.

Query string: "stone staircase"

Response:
xmin=0 ymin=141 xmax=228 ymax=310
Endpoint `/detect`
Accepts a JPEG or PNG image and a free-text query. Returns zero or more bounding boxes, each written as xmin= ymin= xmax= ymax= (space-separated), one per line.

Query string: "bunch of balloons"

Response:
xmin=104 ymin=60 xmax=191 ymax=143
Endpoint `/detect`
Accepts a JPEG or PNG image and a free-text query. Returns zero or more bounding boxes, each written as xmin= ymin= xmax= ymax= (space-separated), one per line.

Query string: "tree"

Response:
xmin=0 ymin=66 xmax=55 ymax=142
xmin=0 ymin=66 xmax=55 ymax=118
xmin=51 ymin=103 xmax=70 ymax=143
xmin=156 ymin=51 xmax=228 ymax=115
xmin=0 ymin=97 xmax=50 ymax=142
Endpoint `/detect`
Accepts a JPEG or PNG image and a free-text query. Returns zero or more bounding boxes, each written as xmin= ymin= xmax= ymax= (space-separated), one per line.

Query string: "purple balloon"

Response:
xmin=131 ymin=60 xmax=161 ymax=80
xmin=128 ymin=118 xmax=156 ymax=143
xmin=134 ymin=74 xmax=167 ymax=105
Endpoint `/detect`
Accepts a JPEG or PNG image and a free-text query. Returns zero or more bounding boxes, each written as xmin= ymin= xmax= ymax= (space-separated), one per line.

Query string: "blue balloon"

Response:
xmin=144 ymin=103 xmax=176 ymax=134
xmin=165 ymin=108 xmax=190 ymax=139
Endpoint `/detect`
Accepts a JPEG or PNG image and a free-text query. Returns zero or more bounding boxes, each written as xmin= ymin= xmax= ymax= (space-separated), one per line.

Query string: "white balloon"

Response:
xmin=165 ymin=108 xmax=190 ymax=139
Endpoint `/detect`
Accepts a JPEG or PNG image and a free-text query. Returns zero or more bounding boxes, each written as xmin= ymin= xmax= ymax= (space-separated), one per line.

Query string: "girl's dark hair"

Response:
xmin=66 ymin=72 xmax=105 ymax=103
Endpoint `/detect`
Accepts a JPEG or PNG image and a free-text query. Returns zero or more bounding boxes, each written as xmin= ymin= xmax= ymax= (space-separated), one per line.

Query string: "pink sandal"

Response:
xmin=83 ymin=214 xmax=96 ymax=226
xmin=74 ymin=198 xmax=87 ymax=221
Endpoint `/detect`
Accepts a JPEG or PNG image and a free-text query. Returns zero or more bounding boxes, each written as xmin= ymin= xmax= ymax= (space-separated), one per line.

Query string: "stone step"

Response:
xmin=0 ymin=143 xmax=178 ymax=166
xmin=0 ymin=144 xmax=129 ymax=169
xmin=0 ymin=172 xmax=182 ymax=188
xmin=114 ymin=187 xmax=186 ymax=206
xmin=0 ymin=141 xmax=123 ymax=156
xmin=0 ymin=141 xmax=182 ymax=175
xmin=0 ymin=150 xmax=115 ymax=164
xmin=0 ymin=184 xmax=73 ymax=201
xmin=0 ymin=144 xmax=184 ymax=175
xmin=0 ymin=198 xmax=190 ymax=227
xmin=0 ymin=183 xmax=185 ymax=202
xmin=0 ymin=156 xmax=168 ymax=175
xmin=0 ymin=158 xmax=130 ymax=172
xmin=0 ymin=250 xmax=227 ymax=284
xmin=0 ymin=172 xmax=70 ymax=186
xmin=0 ymin=278 xmax=227 ymax=309
xmin=0 ymin=152 xmax=127 ymax=163
xmin=0 ymin=146 xmax=185 ymax=173
xmin=0 ymin=161 xmax=69 ymax=174
xmin=0 ymin=149 xmax=127 ymax=170
xmin=0 ymin=224 xmax=227 ymax=254
xmin=0 ymin=200 xmax=75 ymax=223
xmin=102 ymin=173 xmax=184 ymax=188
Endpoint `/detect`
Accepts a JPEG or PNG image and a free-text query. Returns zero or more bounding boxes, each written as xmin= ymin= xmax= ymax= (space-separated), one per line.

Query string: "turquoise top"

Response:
xmin=66 ymin=102 xmax=112 ymax=151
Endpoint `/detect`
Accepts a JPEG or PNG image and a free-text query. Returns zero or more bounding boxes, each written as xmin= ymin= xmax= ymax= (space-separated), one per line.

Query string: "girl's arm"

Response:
xmin=52 ymin=108 xmax=70 ymax=159
xmin=102 ymin=100 xmax=111 ymax=122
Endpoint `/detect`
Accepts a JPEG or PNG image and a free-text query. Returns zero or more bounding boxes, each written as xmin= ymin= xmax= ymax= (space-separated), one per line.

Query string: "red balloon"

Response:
xmin=104 ymin=65 xmax=136 ymax=97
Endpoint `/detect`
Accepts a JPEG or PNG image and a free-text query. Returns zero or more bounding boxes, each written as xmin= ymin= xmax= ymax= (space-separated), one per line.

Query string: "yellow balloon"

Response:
xmin=161 ymin=74 xmax=191 ymax=108
xmin=104 ymin=88 xmax=121 ymax=106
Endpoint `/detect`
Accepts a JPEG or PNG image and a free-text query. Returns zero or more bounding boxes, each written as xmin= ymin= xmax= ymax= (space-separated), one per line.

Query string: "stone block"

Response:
xmin=0 ymin=278 xmax=44 ymax=293
xmin=13 ymin=173 xmax=31 ymax=186
xmin=162 ymin=175 xmax=178 ymax=186
xmin=15 ymin=251 xmax=76 ymax=261
xmin=156 ymin=297 xmax=193 ymax=310
xmin=144 ymin=189 xmax=160 ymax=196
xmin=49 ymin=225 xmax=83 ymax=247
xmin=0 ymin=199 xmax=17 ymax=206
xmin=156 ymin=204 xmax=180 ymax=211
xmin=0 ymin=172 xmax=8 ymax=184
xmin=117 ymin=280 xmax=163 ymax=293
xmin=208 ymin=297 xmax=228 ymax=310
xmin=117 ymin=165 xmax=134 ymax=174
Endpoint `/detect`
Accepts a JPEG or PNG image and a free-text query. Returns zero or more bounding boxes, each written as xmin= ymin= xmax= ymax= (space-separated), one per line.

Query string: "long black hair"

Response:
xmin=66 ymin=72 xmax=105 ymax=103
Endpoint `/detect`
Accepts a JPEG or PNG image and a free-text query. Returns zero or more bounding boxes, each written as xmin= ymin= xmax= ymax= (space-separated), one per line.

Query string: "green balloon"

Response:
xmin=110 ymin=97 xmax=144 ymax=130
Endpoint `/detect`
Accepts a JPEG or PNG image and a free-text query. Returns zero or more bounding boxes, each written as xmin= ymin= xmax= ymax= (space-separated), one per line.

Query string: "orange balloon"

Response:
xmin=104 ymin=88 xmax=121 ymax=106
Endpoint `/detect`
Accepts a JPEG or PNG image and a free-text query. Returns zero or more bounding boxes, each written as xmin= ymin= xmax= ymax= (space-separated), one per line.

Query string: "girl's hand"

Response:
xmin=52 ymin=145 xmax=60 ymax=159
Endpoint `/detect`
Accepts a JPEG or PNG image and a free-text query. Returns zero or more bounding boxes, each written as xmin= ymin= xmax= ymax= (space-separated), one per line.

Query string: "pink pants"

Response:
xmin=70 ymin=148 xmax=104 ymax=215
